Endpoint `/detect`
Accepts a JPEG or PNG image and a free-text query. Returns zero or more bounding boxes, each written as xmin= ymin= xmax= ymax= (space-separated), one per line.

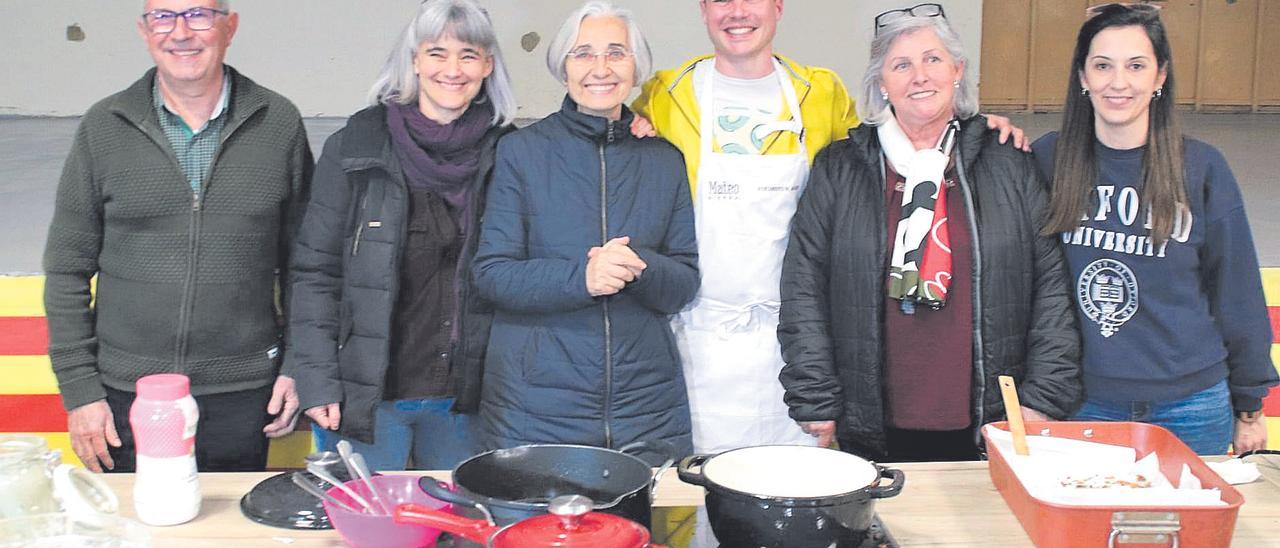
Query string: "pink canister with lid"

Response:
xmin=130 ymin=374 xmax=201 ymax=525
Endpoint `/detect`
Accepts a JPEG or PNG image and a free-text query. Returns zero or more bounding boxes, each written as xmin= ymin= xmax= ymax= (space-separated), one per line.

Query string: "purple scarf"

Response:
xmin=386 ymin=100 xmax=493 ymax=211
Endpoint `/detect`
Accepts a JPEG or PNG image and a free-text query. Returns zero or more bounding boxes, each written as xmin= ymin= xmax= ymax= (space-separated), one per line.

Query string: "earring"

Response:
xmin=1081 ymin=87 xmax=1089 ymax=96
xmin=1153 ymin=88 xmax=1163 ymax=99
xmin=953 ymin=80 xmax=960 ymax=89
xmin=881 ymin=89 xmax=889 ymax=101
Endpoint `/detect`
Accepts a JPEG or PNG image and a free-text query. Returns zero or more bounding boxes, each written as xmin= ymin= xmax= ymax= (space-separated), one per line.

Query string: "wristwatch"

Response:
xmin=1235 ymin=410 xmax=1263 ymax=422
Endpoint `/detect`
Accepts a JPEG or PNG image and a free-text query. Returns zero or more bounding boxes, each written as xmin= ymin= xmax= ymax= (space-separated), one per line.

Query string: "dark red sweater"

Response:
xmin=882 ymin=163 xmax=973 ymax=430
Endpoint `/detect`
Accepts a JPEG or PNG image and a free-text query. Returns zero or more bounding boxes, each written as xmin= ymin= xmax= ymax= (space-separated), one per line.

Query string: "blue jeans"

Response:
xmin=1071 ymin=379 xmax=1234 ymax=455
xmin=313 ymin=397 xmax=480 ymax=471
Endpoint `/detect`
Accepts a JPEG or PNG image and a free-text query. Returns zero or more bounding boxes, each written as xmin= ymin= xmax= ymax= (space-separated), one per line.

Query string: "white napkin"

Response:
xmin=1205 ymin=459 xmax=1262 ymax=485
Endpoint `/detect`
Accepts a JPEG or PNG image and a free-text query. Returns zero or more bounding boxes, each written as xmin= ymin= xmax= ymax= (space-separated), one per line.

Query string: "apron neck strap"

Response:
xmin=697 ymin=57 xmax=806 ymax=157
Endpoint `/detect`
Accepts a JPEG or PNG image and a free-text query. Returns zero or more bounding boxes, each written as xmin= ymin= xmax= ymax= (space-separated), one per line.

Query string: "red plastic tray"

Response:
xmin=984 ymin=421 xmax=1243 ymax=548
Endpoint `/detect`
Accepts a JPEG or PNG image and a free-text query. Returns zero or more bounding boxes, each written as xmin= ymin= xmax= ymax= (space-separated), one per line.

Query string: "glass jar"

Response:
xmin=0 ymin=435 xmax=117 ymax=520
xmin=0 ymin=436 xmax=60 ymax=519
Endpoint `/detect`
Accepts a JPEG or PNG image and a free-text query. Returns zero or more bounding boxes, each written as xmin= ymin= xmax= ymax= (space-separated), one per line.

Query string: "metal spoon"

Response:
xmin=290 ymin=472 xmax=361 ymax=514
xmin=306 ymin=461 xmax=377 ymax=514
xmin=350 ymin=452 xmax=394 ymax=515
xmin=334 ymin=441 xmax=362 ymax=486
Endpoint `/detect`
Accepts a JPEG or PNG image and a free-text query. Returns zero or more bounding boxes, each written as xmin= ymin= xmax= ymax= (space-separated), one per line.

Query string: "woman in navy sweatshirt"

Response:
xmin=1032 ymin=3 xmax=1277 ymax=454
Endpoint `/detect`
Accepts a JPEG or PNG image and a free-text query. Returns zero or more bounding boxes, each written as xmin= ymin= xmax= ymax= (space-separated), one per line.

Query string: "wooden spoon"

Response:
xmin=997 ymin=375 xmax=1030 ymax=456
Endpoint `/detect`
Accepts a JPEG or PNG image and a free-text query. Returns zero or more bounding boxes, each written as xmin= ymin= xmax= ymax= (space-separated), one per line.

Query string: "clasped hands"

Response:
xmin=586 ymin=236 xmax=647 ymax=296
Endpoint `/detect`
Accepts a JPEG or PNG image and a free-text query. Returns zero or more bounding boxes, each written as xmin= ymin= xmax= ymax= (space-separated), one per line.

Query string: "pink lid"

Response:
xmin=135 ymin=374 xmax=190 ymax=400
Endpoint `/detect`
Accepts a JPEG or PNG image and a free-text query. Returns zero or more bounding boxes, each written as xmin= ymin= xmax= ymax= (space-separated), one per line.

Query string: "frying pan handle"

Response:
xmin=416 ymin=477 xmax=496 ymax=526
xmin=620 ymin=440 xmax=679 ymax=494
xmin=650 ymin=456 xmax=676 ymax=494
xmin=619 ymin=440 xmax=678 ymax=465
xmin=676 ymin=454 xmax=711 ymax=487
xmin=865 ymin=467 xmax=905 ymax=499
xmin=394 ymin=503 xmax=496 ymax=545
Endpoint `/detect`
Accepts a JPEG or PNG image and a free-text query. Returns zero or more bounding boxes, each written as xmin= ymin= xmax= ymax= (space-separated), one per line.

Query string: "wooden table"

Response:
xmin=96 ymin=457 xmax=1280 ymax=547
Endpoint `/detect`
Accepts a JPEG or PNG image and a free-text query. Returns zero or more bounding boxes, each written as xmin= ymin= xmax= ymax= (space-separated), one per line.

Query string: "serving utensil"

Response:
xmin=346 ymin=448 xmax=392 ymax=515
xmin=306 ymin=462 xmax=377 ymax=514
xmin=997 ymin=375 xmax=1030 ymax=456
xmin=290 ymin=472 xmax=361 ymax=514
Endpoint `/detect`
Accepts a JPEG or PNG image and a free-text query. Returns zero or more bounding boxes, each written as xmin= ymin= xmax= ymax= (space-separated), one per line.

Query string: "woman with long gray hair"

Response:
xmin=778 ymin=3 xmax=1082 ymax=462
xmin=283 ymin=0 xmax=517 ymax=470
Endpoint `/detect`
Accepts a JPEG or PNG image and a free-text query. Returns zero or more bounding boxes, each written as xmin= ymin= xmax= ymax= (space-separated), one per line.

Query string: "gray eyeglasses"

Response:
xmin=874 ymin=3 xmax=946 ymax=35
xmin=141 ymin=7 xmax=228 ymax=34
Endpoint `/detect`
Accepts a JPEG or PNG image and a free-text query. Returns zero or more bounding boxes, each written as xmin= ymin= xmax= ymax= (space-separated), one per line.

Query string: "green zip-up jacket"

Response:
xmin=43 ymin=67 xmax=313 ymax=410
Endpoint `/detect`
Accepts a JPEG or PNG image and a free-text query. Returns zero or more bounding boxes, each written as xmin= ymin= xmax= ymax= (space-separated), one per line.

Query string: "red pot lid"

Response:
xmin=493 ymin=495 xmax=650 ymax=548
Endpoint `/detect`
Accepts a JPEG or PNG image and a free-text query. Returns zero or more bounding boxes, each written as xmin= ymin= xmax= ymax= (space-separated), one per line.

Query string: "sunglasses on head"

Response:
xmin=874 ymin=3 xmax=946 ymax=35
xmin=1085 ymin=2 xmax=1163 ymax=18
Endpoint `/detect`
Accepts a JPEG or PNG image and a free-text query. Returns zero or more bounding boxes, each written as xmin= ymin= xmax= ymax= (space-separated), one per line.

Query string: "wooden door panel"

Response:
xmin=1197 ymin=0 xmax=1258 ymax=105
xmin=980 ymin=0 xmax=1033 ymax=106
xmin=1030 ymin=0 xmax=1090 ymax=107
xmin=1158 ymin=0 xmax=1202 ymax=103
xmin=1256 ymin=0 xmax=1280 ymax=106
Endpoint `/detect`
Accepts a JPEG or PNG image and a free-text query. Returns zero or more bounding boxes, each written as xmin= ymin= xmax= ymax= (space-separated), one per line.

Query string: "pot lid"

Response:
xmin=702 ymin=445 xmax=879 ymax=498
xmin=238 ymin=452 xmax=351 ymax=530
xmin=493 ymin=495 xmax=649 ymax=548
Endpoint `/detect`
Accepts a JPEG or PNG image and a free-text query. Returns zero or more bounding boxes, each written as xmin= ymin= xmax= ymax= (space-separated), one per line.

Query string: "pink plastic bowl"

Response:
xmin=323 ymin=475 xmax=448 ymax=548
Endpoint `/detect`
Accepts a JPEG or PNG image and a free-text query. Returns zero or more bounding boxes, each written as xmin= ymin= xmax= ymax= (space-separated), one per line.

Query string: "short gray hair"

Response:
xmin=368 ymin=0 xmax=517 ymax=126
xmin=144 ymin=0 xmax=228 ymax=9
xmin=858 ymin=15 xmax=977 ymax=126
xmin=545 ymin=1 xmax=653 ymax=85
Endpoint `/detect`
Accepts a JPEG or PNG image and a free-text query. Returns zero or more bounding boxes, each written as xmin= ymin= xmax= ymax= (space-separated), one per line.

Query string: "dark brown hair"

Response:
xmin=1043 ymin=3 xmax=1185 ymax=245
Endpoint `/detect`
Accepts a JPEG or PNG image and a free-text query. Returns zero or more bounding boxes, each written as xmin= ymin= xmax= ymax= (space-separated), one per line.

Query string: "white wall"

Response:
xmin=0 ymin=1 xmax=982 ymax=117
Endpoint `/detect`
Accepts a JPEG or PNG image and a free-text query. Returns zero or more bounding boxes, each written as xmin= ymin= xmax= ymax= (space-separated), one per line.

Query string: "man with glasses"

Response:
xmin=43 ymin=0 xmax=312 ymax=473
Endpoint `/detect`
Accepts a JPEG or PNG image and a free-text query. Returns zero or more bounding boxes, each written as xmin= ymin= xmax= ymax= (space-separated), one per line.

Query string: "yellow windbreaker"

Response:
xmin=632 ymin=54 xmax=859 ymax=197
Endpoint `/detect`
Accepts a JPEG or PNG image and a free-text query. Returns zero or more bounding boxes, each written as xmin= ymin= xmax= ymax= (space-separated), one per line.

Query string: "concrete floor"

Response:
xmin=1 ymin=113 xmax=1277 ymax=273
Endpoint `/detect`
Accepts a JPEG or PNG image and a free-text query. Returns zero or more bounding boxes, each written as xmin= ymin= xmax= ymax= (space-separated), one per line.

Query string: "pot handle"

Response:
xmin=865 ymin=468 xmax=905 ymax=499
xmin=394 ymin=503 xmax=496 ymax=545
xmin=676 ymin=454 xmax=711 ymax=487
xmin=417 ymin=477 xmax=496 ymax=526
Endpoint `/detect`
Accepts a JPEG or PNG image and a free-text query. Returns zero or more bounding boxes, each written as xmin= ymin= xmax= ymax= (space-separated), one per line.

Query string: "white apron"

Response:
xmin=674 ymin=59 xmax=817 ymax=455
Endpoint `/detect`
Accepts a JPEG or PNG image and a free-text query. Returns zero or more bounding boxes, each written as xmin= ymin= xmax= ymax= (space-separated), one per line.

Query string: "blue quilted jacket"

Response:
xmin=472 ymin=95 xmax=698 ymax=455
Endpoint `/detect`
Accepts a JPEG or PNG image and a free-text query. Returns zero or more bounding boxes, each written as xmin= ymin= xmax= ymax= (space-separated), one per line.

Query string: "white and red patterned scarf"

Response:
xmin=879 ymin=112 xmax=959 ymax=314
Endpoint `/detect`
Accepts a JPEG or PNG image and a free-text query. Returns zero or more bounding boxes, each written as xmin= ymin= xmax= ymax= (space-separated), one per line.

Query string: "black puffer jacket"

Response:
xmin=778 ymin=116 xmax=1082 ymax=460
xmin=283 ymin=105 xmax=513 ymax=444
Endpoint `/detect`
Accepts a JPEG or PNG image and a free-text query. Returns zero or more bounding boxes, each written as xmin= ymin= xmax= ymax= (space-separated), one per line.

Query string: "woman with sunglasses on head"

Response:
xmin=470 ymin=1 xmax=698 ymax=455
xmin=778 ymin=3 xmax=1082 ymax=462
xmin=283 ymin=0 xmax=517 ymax=471
xmin=1032 ymin=3 xmax=1277 ymax=455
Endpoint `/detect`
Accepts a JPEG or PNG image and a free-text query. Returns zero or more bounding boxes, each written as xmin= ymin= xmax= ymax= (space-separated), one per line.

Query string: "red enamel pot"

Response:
xmin=394 ymin=494 xmax=667 ymax=548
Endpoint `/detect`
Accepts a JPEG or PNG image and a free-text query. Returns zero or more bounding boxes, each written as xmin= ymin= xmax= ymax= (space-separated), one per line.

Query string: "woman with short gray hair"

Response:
xmin=471 ymin=0 xmax=698 ymax=455
xmin=285 ymin=0 xmax=517 ymax=471
xmin=778 ymin=3 xmax=1081 ymax=462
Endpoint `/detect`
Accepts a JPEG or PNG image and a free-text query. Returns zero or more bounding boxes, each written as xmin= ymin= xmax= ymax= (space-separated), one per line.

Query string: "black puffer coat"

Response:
xmin=778 ymin=115 xmax=1082 ymax=460
xmin=283 ymin=105 xmax=512 ymax=444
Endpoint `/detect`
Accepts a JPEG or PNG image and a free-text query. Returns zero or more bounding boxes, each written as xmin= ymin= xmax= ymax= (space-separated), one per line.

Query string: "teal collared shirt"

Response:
xmin=153 ymin=69 xmax=231 ymax=194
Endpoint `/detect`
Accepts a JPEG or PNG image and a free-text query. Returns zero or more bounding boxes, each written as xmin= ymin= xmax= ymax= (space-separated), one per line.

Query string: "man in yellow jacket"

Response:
xmin=633 ymin=3 xmax=854 ymax=545
xmin=633 ymin=0 xmax=855 ymax=459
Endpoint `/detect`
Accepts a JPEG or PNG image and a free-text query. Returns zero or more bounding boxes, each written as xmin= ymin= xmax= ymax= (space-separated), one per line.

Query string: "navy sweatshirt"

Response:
xmin=1033 ymin=133 xmax=1277 ymax=412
